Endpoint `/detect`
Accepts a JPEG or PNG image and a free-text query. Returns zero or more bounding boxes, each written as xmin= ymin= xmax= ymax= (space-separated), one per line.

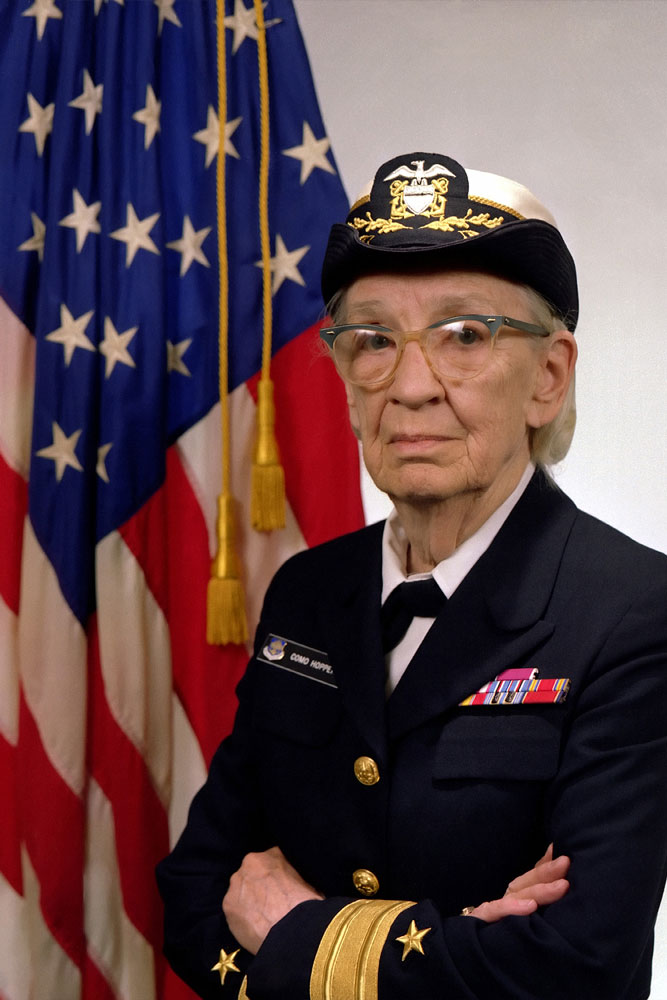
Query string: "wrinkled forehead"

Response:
xmin=336 ymin=267 xmax=539 ymax=322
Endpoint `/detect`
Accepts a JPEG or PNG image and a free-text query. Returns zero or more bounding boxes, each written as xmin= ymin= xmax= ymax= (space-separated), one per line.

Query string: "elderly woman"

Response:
xmin=157 ymin=152 xmax=667 ymax=1000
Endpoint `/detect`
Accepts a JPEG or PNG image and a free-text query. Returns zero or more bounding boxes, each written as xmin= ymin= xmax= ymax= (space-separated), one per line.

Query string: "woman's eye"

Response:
xmin=366 ymin=333 xmax=392 ymax=351
xmin=353 ymin=330 xmax=393 ymax=352
xmin=455 ymin=326 xmax=481 ymax=346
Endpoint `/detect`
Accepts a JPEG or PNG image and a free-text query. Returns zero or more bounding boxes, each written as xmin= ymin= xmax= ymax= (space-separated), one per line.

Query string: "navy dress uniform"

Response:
xmin=157 ymin=153 xmax=667 ymax=1000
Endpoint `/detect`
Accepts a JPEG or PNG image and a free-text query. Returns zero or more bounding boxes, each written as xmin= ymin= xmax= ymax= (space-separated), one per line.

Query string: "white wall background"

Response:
xmin=293 ymin=0 xmax=667 ymax=994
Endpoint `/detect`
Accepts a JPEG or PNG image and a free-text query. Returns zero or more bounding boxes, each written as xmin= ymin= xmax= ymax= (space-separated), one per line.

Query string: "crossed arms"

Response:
xmin=223 ymin=843 xmax=570 ymax=954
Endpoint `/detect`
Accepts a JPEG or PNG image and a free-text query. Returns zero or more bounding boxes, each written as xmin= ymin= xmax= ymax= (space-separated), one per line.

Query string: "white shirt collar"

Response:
xmin=381 ymin=463 xmax=535 ymax=602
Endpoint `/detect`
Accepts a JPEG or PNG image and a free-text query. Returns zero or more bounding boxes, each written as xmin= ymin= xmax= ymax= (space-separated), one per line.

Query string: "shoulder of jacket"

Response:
xmin=275 ymin=520 xmax=384 ymax=582
xmin=567 ymin=507 xmax=667 ymax=591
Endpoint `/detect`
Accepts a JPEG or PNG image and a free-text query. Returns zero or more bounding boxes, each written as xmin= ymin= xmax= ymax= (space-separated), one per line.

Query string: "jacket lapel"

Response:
xmin=318 ymin=521 xmax=389 ymax=762
xmin=386 ymin=472 xmax=578 ymax=742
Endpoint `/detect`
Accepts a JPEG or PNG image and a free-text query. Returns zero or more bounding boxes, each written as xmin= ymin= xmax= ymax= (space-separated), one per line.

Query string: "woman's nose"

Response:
xmin=388 ymin=338 xmax=445 ymax=405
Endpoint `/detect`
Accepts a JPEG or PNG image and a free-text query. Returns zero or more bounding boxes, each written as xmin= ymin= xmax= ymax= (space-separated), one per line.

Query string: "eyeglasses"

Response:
xmin=319 ymin=314 xmax=550 ymax=386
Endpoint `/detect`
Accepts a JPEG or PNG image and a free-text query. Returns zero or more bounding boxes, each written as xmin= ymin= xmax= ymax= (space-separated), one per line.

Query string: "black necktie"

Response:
xmin=380 ymin=578 xmax=446 ymax=653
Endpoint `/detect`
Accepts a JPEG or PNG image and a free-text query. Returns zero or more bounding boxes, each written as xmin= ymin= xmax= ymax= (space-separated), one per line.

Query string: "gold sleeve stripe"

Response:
xmin=317 ymin=898 xmax=365 ymax=997
xmin=356 ymin=901 xmax=411 ymax=998
xmin=310 ymin=899 xmax=415 ymax=1000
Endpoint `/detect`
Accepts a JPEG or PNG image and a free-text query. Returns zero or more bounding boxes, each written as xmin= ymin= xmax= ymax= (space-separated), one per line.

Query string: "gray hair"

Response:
xmin=325 ymin=281 xmax=576 ymax=471
xmin=519 ymin=285 xmax=576 ymax=469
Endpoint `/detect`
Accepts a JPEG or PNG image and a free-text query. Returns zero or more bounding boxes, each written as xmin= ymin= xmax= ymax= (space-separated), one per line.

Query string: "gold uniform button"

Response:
xmin=353 ymin=868 xmax=380 ymax=896
xmin=354 ymin=756 xmax=380 ymax=786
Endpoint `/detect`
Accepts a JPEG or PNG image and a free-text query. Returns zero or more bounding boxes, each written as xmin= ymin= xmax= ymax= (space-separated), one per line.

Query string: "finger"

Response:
xmin=505 ymin=854 xmax=570 ymax=894
xmin=236 ymin=846 xmax=293 ymax=881
xmin=535 ymin=843 xmax=554 ymax=868
xmin=470 ymin=896 xmax=538 ymax=923
xmin=510 ymin=878 xmax=570 ymax=907
xmin=470 ymin=878 xmax=570 ymax=924
xmin=264 ymin=845 xmax=287 ymax=861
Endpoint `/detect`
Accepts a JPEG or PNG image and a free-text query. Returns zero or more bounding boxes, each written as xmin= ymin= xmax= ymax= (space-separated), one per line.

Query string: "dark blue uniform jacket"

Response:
xmin=157 ymin=471 xmax=667 ymax=1000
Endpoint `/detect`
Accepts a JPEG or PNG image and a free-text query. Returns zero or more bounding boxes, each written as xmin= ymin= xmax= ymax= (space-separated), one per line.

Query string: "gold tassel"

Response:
xmin=251 ymin=378 xmax=285 ymax=531
xmin=206 ymin=494 xmax=248 ymax=646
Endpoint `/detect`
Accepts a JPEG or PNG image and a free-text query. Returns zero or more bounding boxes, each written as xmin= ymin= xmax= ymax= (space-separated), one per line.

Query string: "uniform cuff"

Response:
xmin=243 ymin=898 xmax=356 ymax=998
xmin=245 ymin=897 xmax=418 ymax=1000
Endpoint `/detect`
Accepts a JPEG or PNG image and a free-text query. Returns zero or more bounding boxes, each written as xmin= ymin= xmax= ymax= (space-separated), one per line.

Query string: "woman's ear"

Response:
xmin=526 ymin=329 xmax=577 ymax=429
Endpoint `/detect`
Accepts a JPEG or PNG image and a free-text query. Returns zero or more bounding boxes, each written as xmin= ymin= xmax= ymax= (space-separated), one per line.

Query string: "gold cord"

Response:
xmin=207 ymin=0 xmax=248 ymax=645
xmin=250 ymin=0 xmax=286 ymax=531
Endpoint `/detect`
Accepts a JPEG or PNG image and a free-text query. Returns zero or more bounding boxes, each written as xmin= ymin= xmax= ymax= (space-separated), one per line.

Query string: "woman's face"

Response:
xmin=340 ymin=269 xmax=574 ymax=508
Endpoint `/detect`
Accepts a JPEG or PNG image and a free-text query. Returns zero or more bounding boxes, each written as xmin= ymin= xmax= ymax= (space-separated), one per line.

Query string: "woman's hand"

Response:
xmin=223 ymin=846 xmax=324 ymax=954
xmin=465 ymin=844 xmax=570 ymax=922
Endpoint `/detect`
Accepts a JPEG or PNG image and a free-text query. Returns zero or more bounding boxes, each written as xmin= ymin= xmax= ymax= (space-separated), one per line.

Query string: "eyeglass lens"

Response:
xmin=333 ymin=319 xmax=494 ymax=384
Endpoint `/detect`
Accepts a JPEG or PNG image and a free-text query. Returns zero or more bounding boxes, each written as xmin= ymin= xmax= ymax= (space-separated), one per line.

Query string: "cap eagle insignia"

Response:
xmin=382 ymin=159 xmax=455 ymax=216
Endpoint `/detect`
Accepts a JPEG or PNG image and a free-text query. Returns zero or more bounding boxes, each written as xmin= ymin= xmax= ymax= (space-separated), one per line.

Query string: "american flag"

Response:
xmin=0 ymin=1 xmax=362 ymax=997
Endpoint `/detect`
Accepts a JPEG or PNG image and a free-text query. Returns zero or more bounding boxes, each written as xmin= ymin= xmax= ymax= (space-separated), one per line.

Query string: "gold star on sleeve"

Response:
xmin=395 ymin=919 xmax=431 ymax=961
xmin=211 ymin=947 xmax=241 ymax=985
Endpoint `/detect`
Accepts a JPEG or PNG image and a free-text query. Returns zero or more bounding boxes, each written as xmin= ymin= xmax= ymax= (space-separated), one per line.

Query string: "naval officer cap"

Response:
xmin=321 ymin=151 xmax=579 ymax=331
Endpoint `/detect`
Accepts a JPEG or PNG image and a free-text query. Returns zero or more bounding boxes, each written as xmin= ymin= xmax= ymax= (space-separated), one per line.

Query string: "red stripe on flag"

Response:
xmin=18 ymin=692 xmax=85 ymax=968
xmin=120 ymin=448 xmax=248 ymax=766
xmin=0 ymin=452 xmax=26 ymax=900
xmin=247 ymin=322 xmax=364 ymax=549
xmin=87 ymin=615 xmax=170 ymax=952
xmin=0 ymin=732 xmax=21 ymax=893
xmin=0 ymin=451 xmax=27 ymax=614
xmin=83 ymin=953 xmax=120 ymax=1000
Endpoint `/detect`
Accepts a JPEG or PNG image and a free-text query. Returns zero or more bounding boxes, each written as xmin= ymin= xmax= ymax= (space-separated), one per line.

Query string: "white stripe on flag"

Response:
xmin=18 ymin=520 xmax=87 ymax=795
xmin=84 ymin=778 xmax=156 ymax=1000
xmin=0 ymin=594 xmax=19 ymax=746
xmin=23 ymin=847 xmax=81 ymax=1000
xmin=96 ymin=531 xmax=173 ymax=807
xmin=177 ymin=384 xmax=307 ymax=637
xmin=0 ymin=297 xmax=35 ymax=478
xmin=168 ymin=693 xmax=208 ymax=848
xmin=0 ymin=869 xmax=30 ymax=1000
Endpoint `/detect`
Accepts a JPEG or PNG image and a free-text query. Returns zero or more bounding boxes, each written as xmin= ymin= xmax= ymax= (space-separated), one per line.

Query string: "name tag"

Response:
xmin=258 ymin=634 xmax=337 ymax=689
